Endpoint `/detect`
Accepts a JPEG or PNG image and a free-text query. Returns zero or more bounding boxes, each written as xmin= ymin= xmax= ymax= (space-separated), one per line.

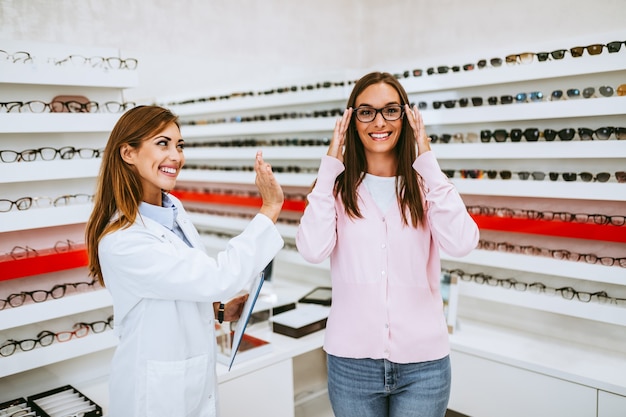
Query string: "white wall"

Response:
xmin=1 ymin=0 xmax=624 ymax=102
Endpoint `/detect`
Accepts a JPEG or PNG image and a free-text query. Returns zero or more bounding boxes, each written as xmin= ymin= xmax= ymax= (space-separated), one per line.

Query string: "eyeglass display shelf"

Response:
xmin=171 ymin=190 xmax=306 ymax=213
xmin=1 ymin=289 xmax=112 ymax=332
xmin=441 ymin=250 xmax=625 ymax=286
xmin=0 ymin=159 xmax=100 ymax=183
xmin=422 ymin=96 xmax=626 ymax=126
xmin=0 ymin=62 xmax=138 ymax=89
xmin=0 ymin=247 xmax=88 ymax=282
xmin=401 ymin=51 xmax=626 ymax=94
xmin=165 ymin=87 xmax=350 ymax=116
xmin=175 ymin=189 xmax=623 ymax=243
xmin=432 ymin=141 xmax=626 ymax=160
xmin=448 ymin=319 xmax=626 ymax=396
xmin=0 ymin=204 xmax=92 ymax=233
xmin=451 ymin=179 xmax=625 ymax=202
xmin=0 ymin=331 xmax=117 ymax=378
xmin=178 ymin=168 xmax=622 ymax=201
xmin=0 ymin=113 xmax=120 ymax=134
xmin=176 ymin=97 xmax=625 ymax=140
xmin=458 ymin=281 xmax=626 ymax=326
xmin=159 ymin=50 xmax=625 ymax=116
xmin=182 ymin=142 xmax=622 ymax=164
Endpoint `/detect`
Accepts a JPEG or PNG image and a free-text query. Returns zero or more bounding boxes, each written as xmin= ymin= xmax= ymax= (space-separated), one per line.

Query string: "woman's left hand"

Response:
xmin=404 ymin=104 xmax=431 ymax=156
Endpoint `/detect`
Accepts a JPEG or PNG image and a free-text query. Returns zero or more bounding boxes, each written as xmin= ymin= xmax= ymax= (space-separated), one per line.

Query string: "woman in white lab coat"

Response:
xmin=85 ymin=105 xmax=284 ymax=417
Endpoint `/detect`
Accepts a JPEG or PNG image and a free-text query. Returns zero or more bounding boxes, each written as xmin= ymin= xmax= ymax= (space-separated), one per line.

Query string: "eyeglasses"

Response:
xmin=353 ymin=105 xmax=404 ymax=123
xmin=543 ymin=128 xmax=576 ymax=141
xmin=7 ymin=245 xmax=39 ymax=260
xmin=514 ymin=91 xmax=544 ymax=103
xmin=0 ymin=331 xmax=55 ymax=357
xmin=487 ymin=95 xmax=514 ymax=105
xmin=578 ymin=127 xmax=624 ymax=141
xmin=433 ymin=100 xmax=457 ymax=109
xmin=582 ymin=86 xmax=615 ymax=98
xmin=0 ymin=280 xmax=98 ymax=310
xmin=478 ymin=239 xmax=626 ymax=267
xmin=505 ymin=52 xmax=535 ymax=65
xmin=477 ymin=58 xmax=503 ymax=68
xmin=606 ymin=40 xmax=626 ymax=53
xmin=548 ymin=171 xmax=618 ymax=182
xmin=76 ymin=315 xmax=114 ymax=333
xmin=536 ymin=49 xmax=567 ymax=61
xmin=467 ymin=205 xmax=626 ymax=226
xmin=0 ymin=100 xmax=135 ymax=113
xmin=550 ymin=89 xmax=582 ymax=100
xmin=427 ymin=65 xmax=460 ymax=75
xmin=0 ymin=50 xmax=33 ymax=64
xmin=0 ymin=197 xmax=33 ymax=212
xmin=459 ymin=97 xmax=483 ymax=107
xmin=53 ymin=54 xmax=138 ymax=70
xmin=55 ymin=323 xmax=90 ymax=342
xmin=570 ymin=44 xmax=605 ymax=57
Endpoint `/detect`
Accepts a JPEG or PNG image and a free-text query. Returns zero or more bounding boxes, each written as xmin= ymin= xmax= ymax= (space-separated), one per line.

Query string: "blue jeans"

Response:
xmin=327 ymin=354 xmax=451 ymax=417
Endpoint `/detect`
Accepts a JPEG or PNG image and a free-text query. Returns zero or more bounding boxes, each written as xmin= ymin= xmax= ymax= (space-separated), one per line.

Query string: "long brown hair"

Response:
xmin=336 ymin=71 xmax=425 ymax=227
xmin=85 ymin=105 xmax=179 ymax=285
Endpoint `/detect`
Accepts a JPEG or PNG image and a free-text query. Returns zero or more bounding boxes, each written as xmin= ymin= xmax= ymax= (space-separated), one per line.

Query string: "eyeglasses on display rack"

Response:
xmin=445 ymin=268 xmax=626 ymax=305
xmin=477 ymin=58 xmax=503 ymax=68
xmin=0 ymin=330 xmax=55 ymax=357
xmin=0 ymin=147 xmax=103 ymax=162
xmin=477 ymin=239 xmax=626 ymax=267
xmin=505 ymin=52 xmax=535 ymax=65
xmin=353 ymin=105 xmax=404 ymax=123
xmin=466 ymin=205 xmax=626 ymax=226
xmin=0 ymin=194 xmax=94 ymax=212
xmin=479 ymin=127 xmax=625 ymax=143
xmin=0 ymin=279 xmax=99 ymax=311
xmin=52 ymin=54 xmax=138 ymax=70
xmin=570 ymin=44 xmax=606 ymax=57
xmin=0 ymin=50 xmax=33 ymax=64
xmin=76 ymin=315 xmax=114 ymax=334
xmin=0 ymin=100 xmax=135 ymax=113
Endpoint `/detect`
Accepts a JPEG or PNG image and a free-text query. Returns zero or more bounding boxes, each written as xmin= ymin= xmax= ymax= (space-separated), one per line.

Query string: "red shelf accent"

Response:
xmin=471 ymin=215 xmax=626 ymax=243
xmin=172 ymin=190 xmax=306 ymax=212
xmin=0 ymin=247 xmax=88 ymax=282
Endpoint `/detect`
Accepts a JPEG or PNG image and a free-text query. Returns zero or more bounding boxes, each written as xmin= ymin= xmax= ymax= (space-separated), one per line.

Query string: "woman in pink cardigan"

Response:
xmin=296 ymin=72 xmax=479 ymax=417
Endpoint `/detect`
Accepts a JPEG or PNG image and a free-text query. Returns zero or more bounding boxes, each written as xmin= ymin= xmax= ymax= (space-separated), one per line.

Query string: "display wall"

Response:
xmin=1 ymin=2 xmax=626 ymax=416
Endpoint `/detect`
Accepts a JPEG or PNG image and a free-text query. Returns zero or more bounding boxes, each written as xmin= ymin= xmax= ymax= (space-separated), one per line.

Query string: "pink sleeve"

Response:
xmin=413 ymin=151 xmax=480 ymax=256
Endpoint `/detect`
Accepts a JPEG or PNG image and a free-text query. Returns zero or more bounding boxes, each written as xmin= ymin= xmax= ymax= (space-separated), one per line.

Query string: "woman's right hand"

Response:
xmin=327 ymin=107 xmax=352 ymax=163
xmin=255 ymin=150 xmax=284 ymax=223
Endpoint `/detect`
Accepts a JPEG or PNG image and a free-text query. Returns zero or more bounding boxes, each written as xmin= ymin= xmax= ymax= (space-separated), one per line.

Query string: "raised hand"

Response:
xmin=327 ymin=107 xmax=353 ymax=163
xmin=404 ymin=104 xmax=432 ymax=156
xmin=255 ymin=150 xmax=284 ymax=223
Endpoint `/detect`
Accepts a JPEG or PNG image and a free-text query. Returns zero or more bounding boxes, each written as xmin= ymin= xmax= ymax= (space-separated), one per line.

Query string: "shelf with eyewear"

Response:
xmin=402 ymin=50 xmax=626 ymax=93
xmin=458 ymin=281 xmax=626 ymax=326
xmin=1 ymin=40 xmax=139 ymax=89
xmin=1 ymin=289 xmax=112 ymax=332
xmin=441 ymin=250 xmax=624 ymax=286
xmin=0 ymin=330 xmax=117 ymax=378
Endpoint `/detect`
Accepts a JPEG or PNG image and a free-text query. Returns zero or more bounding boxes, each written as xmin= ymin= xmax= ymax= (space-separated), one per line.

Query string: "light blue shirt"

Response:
xmin=138 ymin=192 xmax=192 ymax=247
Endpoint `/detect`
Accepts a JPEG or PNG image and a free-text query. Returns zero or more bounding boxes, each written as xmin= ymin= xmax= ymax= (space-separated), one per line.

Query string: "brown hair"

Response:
xmin=85 ymin=105 xmax=179 ymax=285
xmin=336 ymin=71 xmax=425 ymax=227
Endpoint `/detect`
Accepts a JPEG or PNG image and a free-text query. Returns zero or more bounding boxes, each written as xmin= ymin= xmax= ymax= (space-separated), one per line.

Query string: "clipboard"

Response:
xmin=226 ymin=271 xmax=266 ymax=371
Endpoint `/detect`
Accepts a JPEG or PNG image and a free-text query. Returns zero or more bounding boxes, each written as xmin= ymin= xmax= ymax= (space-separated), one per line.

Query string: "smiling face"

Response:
xmin=120 ymin=121 xmax=185 ymax=205
xmin=354 ymin=82 xmax=404 ymax=166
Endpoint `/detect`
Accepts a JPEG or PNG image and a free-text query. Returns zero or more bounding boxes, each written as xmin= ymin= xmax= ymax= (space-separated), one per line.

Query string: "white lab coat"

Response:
xmin=99 ymin=195 xmax=283 ymax=417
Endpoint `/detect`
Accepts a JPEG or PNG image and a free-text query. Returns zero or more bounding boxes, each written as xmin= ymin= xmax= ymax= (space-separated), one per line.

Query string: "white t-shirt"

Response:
xmin=363 ymin=173 xmax=397 ymax=213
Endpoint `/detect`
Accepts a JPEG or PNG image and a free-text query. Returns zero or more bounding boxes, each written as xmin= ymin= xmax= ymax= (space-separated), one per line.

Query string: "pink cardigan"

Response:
xmin=296 ymin=151 xmax=479 ymax=363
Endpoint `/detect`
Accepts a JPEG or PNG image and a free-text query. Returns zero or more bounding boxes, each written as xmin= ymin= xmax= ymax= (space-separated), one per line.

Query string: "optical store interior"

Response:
xmin=1 ymin=0 xmax=626 ymax=416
